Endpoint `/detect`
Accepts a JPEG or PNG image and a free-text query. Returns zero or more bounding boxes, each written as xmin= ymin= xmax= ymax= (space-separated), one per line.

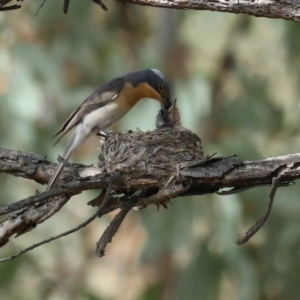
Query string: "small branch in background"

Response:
xmin=0 ymin=0 xmax=22 ymax=11
xmin=63 ymin=0 xmax=69 ymax=13
xmin=92 ymin=0 xmax=107 ymax=11
xmin=35 ymin=0 xmax=46 ymax=14
xmin=63 ymin=0 xmax=107 ymax=14
xmin=0 ymin=4 xmax=21 ymax=11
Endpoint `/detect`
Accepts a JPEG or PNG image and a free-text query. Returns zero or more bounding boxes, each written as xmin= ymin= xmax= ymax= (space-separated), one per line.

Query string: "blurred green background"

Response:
xmin=1 ymin=1 xmax=300 ymax=299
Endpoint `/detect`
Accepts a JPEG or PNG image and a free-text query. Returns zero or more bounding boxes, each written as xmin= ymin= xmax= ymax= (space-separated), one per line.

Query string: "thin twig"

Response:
xmin=0 ymin=187 xmax=70 ymax=216
xmin=92 ymin=0 xmax=108 ymax=10
xmin=163 ymin=174 xmax=176 ymax=189
xmin=0 ymin=212 xmax=98 ymax=263
xmin=63 ymin=0 xmax=70 ymax=13
xmin=236 ymin=170 xmax=284 ymax=245
xmin=96 ymin=199 xmax=136 ymax=257
xmin=35 ymin=0 xmax=46 ymax=15
xmin=0 ymin=184 xmax=113 ymax=263
xmin=0 ymin=4 xmax=21 ymax=11
xmin=0 ymin=0 xmax=22 ymax=9
xmin=217 ymin=181 xmax=293 ymax=196
xmin=0 ymin=0 xmax=11 ymax=6
xmin=0 ymin=175 xmax=117 ymax=216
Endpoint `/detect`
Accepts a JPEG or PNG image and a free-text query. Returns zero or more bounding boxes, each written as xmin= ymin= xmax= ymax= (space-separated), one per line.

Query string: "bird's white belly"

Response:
xmin=83 ymin=102 xmax=128 ymax=134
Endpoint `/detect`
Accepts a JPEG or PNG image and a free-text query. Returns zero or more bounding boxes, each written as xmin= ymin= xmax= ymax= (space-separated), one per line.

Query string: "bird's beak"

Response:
xmin=168 ymin=98 xmax=177 ymax=112
xmin=158 ymin=84 xmax=171 ymax=110
xmin=162 ymin=97 xmax=172 ymax=110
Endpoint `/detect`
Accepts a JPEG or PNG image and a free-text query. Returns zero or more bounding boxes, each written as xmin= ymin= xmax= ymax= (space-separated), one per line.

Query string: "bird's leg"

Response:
xmin=96 ymin=130 xmax=114 ymax=141
xmin=96 ymin=130 xmax=115 ymax=151
xmin=96 ymin=131 xmax=107 ymax=140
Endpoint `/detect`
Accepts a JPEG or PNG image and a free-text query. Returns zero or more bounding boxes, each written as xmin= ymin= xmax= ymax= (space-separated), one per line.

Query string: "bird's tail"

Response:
xmin=46 ymin=124 xmax=89 ymax=191
xmin=46 ymin=144 xmax=73 ymax=191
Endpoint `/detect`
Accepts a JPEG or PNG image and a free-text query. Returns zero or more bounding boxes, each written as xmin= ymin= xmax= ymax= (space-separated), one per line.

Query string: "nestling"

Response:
xmin=155 ymin=99 xmax=185 ymax=131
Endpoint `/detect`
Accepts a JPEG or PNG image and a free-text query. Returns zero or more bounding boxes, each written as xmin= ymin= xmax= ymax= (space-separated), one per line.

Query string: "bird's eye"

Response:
xmin=159 ymin=84 xmax=164 ymax=92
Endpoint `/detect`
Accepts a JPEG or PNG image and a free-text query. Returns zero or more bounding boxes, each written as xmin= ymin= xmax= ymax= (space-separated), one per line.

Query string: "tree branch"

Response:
xmin=0 ymin=0 xmax=22 ymax=11
xmin=116 ymin=0 xmax=300 ymax=23
xmin=2 ymin=0 xmax=299 ymax=24
xmin=0 ymin=181 xmax=114 ymax=263
xmin=1 ymin=128 xmax=300 ymax=257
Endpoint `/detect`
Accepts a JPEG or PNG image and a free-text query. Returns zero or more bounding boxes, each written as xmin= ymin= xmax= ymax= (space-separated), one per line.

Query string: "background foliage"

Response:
xmin=1 ymin=1 xmax=300 ymax=299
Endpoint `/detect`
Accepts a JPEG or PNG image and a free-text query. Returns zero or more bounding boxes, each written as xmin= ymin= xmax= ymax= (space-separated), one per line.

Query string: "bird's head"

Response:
xmin=156 ymin=98 xmax=183 ymax=130
xmin=126 ymin=69 xmax=172 ymax=110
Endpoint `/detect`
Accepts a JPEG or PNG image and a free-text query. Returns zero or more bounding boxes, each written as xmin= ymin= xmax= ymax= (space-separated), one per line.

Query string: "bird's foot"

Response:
xmin=96 ymin=130 xmax=114 ymax=141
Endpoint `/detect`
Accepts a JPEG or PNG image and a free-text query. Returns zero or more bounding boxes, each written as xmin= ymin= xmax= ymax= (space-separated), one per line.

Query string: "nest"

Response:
xmin=98 ymin=129 xmax=203 ymax=186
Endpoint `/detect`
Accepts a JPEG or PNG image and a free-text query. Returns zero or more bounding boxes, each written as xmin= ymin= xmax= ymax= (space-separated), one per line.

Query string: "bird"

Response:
xmin=156 ymin=98 xmax=202 ymax=163
xmin=155 ymin=98 xmax=185 ymax=130
xmin=46 ymin=69 xmax=171 ymax=191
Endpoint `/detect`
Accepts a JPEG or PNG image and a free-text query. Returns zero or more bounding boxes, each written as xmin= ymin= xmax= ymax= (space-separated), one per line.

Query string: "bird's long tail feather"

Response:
xmin=46 ymin=124 xmax=89 ymax=191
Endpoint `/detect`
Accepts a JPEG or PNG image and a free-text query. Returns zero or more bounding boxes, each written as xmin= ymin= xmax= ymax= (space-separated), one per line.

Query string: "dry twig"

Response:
xmin=236 ymin=169 xmax=286 ymax=245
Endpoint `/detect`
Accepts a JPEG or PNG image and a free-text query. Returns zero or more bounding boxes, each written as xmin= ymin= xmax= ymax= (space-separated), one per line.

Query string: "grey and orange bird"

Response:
xmin=46 ymin=69 xmax=171 ymax=191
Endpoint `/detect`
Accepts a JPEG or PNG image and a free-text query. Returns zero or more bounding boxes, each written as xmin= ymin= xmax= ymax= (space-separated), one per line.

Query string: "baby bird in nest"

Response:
xmin=155 ymin=99 xmax=186 ymax=131
xmin=153 ymin=98 xmax=187 ymax=211
xmin=156 ymin=98 xmax=200 ymax=149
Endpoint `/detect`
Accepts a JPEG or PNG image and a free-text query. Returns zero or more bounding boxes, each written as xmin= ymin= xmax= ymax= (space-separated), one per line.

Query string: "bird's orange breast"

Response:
xmin=115 ymin=82 xmax=161 ymax=110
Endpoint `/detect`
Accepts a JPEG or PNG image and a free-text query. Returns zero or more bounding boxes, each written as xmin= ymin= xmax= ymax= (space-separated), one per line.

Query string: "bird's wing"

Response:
xmin=52 ymin=78 xmax=124 ymax=146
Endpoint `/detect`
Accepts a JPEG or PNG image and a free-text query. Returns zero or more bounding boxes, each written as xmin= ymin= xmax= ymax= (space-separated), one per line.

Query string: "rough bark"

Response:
xmin=116 ymin=0 xmax=300 ymax=23
xmin=0 ymin=128 xmax=299 ymax=253
xmin=3 ymin=0 xmax=300 ymax=23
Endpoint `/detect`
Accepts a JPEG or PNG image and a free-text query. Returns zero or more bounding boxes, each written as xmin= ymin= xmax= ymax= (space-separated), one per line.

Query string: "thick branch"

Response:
xmin=2 ymin=0 xmax=299 ymax=23
xmin=1 ymin=128 xmax=300 ymax=251
xmin=1 ymin=147 xmax=299 ymax=195
xmin=116 ymin=0 xmax=300 ymax=23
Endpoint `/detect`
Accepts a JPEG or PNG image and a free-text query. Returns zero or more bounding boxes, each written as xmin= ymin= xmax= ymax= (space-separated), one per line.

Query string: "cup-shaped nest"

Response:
xmin=98 ymin=129 xmax=203 ymax=185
